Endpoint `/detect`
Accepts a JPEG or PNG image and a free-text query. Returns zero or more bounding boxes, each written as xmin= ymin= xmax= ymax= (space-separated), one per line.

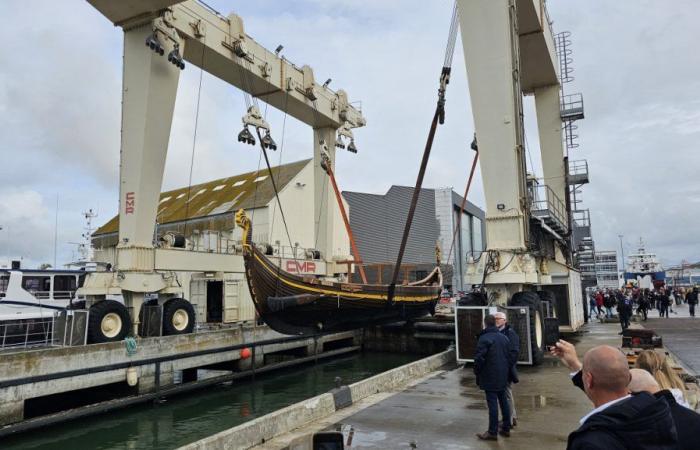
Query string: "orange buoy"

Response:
xmin=240 ymin=347 xmax=252 ymax=359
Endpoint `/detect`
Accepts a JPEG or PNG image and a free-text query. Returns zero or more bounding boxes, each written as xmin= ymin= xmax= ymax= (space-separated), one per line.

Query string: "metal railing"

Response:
xmin=568 ymin=160 xmax=588 ymax=177
xmin=183 ymin=231 xmax=322 ymax=261
xmin=0 ymin=318 xmax=54 ymax=349
xmin=530 ymin=184 xmax=568 ymax=232
xmin=572 ymin=209 xmax=591 ymax=228
xmin=560 ymin=93 xmax=584 ymax=119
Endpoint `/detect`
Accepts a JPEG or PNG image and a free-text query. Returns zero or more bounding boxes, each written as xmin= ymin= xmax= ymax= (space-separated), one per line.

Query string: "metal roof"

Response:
xmin=94 ymin=159 xmax=310 ymax=236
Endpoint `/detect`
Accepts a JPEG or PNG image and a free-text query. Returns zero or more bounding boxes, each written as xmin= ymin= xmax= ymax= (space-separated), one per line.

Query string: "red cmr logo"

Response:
xmin=285 ymin=260 xmax=317 ymax=274
xmin=125 ymin=192 xmax=135 ymax=214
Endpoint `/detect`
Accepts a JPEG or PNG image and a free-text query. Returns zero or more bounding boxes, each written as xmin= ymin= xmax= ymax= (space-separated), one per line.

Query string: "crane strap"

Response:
xmin=320 ymin=156 xmax=368 ymax=284
xmin=388 ymin=2 xmax=459 ymax=303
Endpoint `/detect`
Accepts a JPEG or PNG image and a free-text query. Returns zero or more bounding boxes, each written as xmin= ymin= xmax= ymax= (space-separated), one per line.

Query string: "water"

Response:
xmin=3 ymin=351 xmax=419 ymax=450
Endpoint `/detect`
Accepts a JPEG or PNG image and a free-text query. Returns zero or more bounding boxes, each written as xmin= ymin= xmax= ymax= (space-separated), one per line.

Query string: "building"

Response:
xmin=666 ymin=262 xmax=700 ymax=287
xmin=92 ymin=159 xmax=351 ymax=323
xmin=343 ymin=186 xmax=486 ymax=291
xmin=595 ymin=250 xmax=619 ymax=289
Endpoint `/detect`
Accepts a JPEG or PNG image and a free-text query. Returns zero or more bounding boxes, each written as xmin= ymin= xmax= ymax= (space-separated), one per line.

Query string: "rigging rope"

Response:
xmin=388 ymin=1 xmax=459 ymax=303
xmin=254 ymin=127 xmax=298 ymax=263
xmin=183 ymin=48 xmax=207 ymax=240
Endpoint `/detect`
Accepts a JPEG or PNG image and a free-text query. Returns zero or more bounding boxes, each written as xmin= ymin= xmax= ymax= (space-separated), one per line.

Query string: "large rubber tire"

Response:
xmin=510 ymin=291 xmax=545 ymax=365
xmin=457 ymin=292 xmax=487 ymax=306
xmin=162 ymin=298 xmax=196 ymax=336
xmin=87 ymin=300 xmax=130 ymax=344
xmin=536 ymin=290 xmax=557 ymax=318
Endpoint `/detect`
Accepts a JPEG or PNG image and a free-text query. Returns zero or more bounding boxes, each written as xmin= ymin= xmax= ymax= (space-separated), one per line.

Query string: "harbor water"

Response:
xmin=2 ymin=351 xmax=419 ymax=450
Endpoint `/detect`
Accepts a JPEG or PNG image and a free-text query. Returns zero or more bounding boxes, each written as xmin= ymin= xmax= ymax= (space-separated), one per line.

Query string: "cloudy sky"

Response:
xmin=0 ymin=0 xmax=698 ymax=269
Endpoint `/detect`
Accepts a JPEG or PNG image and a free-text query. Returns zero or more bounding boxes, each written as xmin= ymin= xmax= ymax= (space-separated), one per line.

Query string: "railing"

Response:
xmin=530 ymin=184 xmax=568 ymax=232
xmin=560 ymin=93 xmax=584 ymax=120
xmin=184 ymin=231 xmax=322 ymax=261
xmin=0 ymin=318 xmax=54 ymax=349
xmin=568 ymin=160 xmax=588 ymax=177
xmin=572 ymin=209 xmax=591 ymax=228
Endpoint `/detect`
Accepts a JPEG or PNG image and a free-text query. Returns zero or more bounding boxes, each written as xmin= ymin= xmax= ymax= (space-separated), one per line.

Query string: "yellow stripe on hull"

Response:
xmin=253 ymin=254 xmax=437 ymax=302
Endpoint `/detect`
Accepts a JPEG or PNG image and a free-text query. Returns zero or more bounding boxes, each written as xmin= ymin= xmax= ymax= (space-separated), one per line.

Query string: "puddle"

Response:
xmin=465 ymin=402 xmax=487 ymax=410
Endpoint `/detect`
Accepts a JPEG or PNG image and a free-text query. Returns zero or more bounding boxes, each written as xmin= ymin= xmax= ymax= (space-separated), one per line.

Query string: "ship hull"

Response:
xmin=244 ymin=248 xmax=441 ymax=335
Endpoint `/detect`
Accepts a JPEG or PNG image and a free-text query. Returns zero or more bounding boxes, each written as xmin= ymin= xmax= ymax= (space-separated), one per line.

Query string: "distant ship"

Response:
xmin=624 ymin=239 xmax=666 ymax=289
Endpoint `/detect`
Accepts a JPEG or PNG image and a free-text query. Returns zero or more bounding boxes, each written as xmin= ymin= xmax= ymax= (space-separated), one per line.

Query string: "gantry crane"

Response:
xmin=455 ymin=0 xmax=584 ymax=364
xmin=78 ymin=0 xmax=365 ymax=342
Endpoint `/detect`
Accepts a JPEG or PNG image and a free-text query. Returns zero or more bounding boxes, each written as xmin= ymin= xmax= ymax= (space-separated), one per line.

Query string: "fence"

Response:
xmin=0 ymin=318 xmax=54 ymax=350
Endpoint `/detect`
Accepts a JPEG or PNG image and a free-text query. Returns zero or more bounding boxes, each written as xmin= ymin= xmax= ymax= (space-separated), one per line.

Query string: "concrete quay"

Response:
xmin=182 ymin=321 xmax=624 ymax=449
xmin=0 ymin=324 xmax=360 ymax=432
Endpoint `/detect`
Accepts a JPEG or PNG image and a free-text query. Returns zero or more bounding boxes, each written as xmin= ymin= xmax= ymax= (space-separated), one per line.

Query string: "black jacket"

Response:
xmin=499 ymin=325 xmax=520 ymax=384
xmin=570 ymin=372 xmax=678 ymax=450
xmin=567 ymin=392 xmax=677 ymax=450
xmin=686 ymin=291 xmax=698 ymax=305
xmin=473 ymin=326 xmax=510 ymax=392
xmin=655 ymin=389 xmax=700 ymax=450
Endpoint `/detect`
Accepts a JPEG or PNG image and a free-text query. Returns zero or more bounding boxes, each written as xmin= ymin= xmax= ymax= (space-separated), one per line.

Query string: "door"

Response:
xmin=206 ymin=280 xmax=223 ymax=323
xmin=223 ymin=280 xmax=240 ymax=323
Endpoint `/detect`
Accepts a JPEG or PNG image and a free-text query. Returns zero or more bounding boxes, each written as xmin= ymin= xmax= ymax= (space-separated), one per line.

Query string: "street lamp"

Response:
xmin=618 ymin=234 xmax=625 ymax=283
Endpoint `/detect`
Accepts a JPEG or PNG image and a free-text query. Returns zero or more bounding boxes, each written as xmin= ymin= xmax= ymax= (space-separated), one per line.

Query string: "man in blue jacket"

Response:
xmin=473 ymin=314 xmax=512 ymax=440
xmin=495 ymin=311 xmax=520 ymax=427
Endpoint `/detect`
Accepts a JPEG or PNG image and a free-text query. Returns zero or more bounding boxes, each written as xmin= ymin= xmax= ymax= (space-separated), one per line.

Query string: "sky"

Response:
xmin=0 ymin=0 xmax=698 ymax=270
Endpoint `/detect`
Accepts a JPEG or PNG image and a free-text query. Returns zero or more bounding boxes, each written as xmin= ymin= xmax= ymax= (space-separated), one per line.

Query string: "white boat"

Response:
xmin=0 ymin=269 xmax=85 ymax=322
xmin=624 ymin=239 xmax=666 ymax=289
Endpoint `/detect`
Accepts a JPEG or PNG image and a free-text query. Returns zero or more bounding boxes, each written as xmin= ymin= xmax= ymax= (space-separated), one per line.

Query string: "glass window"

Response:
xmin=460 ymin=212 xmax=472 ymax=266
xmin=0 ymin=274 xmax=8 ymax=297
xmin=472 ymin=216 xmax=483 ymax=251
xmin=22 ymin=276 xmax=51 ymax=299
xmin=54 ymin=275 xmax=77 ymax=299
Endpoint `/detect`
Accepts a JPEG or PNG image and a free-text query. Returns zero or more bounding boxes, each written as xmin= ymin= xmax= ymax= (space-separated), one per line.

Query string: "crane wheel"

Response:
xmin=510 ymin=291 xmax=545 ymax=365
xmin=536 ymin=290 xmax=557 ymax=318
xmin=87 ymin=300 xmax=130 ymax=344
xmin=162 ymin=298 xmax=196 ymax=336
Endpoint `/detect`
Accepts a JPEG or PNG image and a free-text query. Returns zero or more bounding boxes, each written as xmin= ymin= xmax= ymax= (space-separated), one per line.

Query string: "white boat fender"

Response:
xmin=126 ymin=366 xmax=139 ymax=386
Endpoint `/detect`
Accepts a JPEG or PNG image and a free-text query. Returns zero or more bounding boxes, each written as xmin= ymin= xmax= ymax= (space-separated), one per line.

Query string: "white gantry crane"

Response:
xmin=455 ymin=0 xmax=584 ymax=364
xmin=78 ymin=0 xmax=365 ymax=342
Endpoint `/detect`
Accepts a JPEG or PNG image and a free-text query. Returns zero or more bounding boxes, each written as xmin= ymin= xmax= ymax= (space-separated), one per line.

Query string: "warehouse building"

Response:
xmin=343 ymin=186 xmax=486 ymax=291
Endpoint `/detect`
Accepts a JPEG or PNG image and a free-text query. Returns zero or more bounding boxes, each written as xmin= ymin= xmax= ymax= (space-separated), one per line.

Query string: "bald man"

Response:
xmin=629 ymin=368 xmax=700 ymax=450
xmin=552 ymin=341 xmax=677 ymax=450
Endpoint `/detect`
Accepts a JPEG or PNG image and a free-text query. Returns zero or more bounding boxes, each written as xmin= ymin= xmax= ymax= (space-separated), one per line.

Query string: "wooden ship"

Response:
xmin=235 ymin=209 xmax=442 ymax=335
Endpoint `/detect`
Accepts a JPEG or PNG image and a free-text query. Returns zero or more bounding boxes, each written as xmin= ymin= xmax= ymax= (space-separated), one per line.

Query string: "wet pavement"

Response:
xmin=259 ymin=321 xmax=622 ymax=449
xmin=642 ymin=303 xmax=700 ymax=375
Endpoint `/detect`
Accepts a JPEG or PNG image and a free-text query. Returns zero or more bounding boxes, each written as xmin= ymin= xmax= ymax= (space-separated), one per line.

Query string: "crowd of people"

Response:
xmin=589 ymin=286 xmax=700 ymax=330
xmin=470 ymin=289 xmax=700 ymax=446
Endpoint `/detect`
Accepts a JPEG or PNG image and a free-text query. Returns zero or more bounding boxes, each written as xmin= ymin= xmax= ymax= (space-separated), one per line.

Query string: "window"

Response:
xmin=22 ymin=276 xmax=51 ymax=299
xmin=159 ymin=196 xmax=172 ymax=204
xmin=0 ymin=274 xmax=8 ymax=298
xmin=213 ymin=184 xmax=226 ymax=191
xmin=53 ymin=275 xmax=77 ymax=299
xmin=472 ymin=216 xmax=483 ymax=251
xmin=254 ymin=175 xmax=267 ymax=183
xmin=232 ymin=180 xmax=246 ymax=187
xmin=176 ymin=193 xmax=186 ymax=199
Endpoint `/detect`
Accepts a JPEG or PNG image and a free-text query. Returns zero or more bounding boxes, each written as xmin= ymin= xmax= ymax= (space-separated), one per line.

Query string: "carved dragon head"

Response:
xmin=235 ymin=209 xmax=251 ymax=249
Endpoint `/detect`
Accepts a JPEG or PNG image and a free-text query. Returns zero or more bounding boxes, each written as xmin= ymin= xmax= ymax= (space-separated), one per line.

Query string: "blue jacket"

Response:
xmin=473 ymin=326 xmax=511 ymax=392
xmin=500 ymin=325 xmax=520 ymax=383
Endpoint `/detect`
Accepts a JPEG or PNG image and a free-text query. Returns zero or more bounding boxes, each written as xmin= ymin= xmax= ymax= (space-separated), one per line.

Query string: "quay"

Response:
xmin=0 ymin=318 xmax=454 ymax=438
xmin=181 ymin=318 xmax=700 ymax=449
xmin=0 ymin=324 xmax=362 ymax=434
